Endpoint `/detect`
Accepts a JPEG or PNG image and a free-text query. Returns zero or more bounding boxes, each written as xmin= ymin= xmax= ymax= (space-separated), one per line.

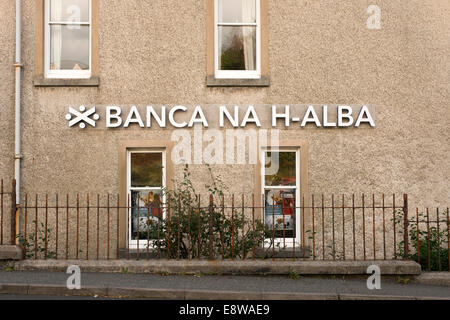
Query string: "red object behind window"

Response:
xmin=282 ymin=197 xmax=294 ymax=216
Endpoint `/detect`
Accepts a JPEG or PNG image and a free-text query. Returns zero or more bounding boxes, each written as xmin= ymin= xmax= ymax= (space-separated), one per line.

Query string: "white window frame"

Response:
xmin=261 ymin=148 xmax=301 ymax=247
xmin=127 ymin=149 xmax=166 ymax=248
xmin=214 ymin=0 xmax=261 ymax=79
xmin=44 ymin=0 xmax=92 ymax=79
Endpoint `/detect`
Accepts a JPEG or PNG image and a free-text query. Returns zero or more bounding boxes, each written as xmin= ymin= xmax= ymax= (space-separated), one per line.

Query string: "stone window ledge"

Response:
xmin=34 ymin=76 xmax=100 ymax=87
xmin=206 ymin=76 xmax=270 ymax=87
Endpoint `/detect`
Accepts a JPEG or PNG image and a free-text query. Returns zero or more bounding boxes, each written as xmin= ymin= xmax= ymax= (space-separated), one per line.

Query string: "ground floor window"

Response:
xmin=127 ymin=149 xmax=165 ymax=247
xmin=261 ymin=148 xmax=300 ymax=246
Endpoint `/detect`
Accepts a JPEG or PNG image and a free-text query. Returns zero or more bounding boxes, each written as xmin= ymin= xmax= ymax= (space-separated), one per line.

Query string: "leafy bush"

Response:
xmin=136 ymin=165 xmax=277 ymax=259
xmin=394 ymin=209 xmax=449 ymax=271
xmin=17 ymin=222 xmax=56 ymax=259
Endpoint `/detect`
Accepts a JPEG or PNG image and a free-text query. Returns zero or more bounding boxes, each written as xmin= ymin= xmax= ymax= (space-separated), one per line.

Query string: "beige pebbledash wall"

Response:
xmin=0 ymin=1 xmax=448 ymax=211
xmin=0 ymin=1 xmax=16 ymax=181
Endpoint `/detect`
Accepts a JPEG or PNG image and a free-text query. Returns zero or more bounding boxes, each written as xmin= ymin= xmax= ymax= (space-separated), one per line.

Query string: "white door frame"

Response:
xmin=261 ymin=147 xmax=301 ymax=248
xmin=126 ymin=149 xmax=166 ymax=248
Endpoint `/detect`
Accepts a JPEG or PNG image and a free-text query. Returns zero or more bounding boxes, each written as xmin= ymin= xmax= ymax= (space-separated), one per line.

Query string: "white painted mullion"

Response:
xmin=294 ymin=149 xmax=301 ymax=245
xmin=263 ymin=186 xmax=298 ymax=190
xmin=214 ymin=0 xmax=219 ymax=77
xmin=88 ymin=0 xmax=92 ymax=79
xmin=48 ymin=21 xmax=90 ymax=25
xmin=44 ymin=0 xmax=50 ymax=78
xmin=217 ymin=22 xmax=258 ymax=26
xmin=256 ymin=0 xmax=261 ymax=77
xmin=127 ymin=150 xmax=131 ymax=247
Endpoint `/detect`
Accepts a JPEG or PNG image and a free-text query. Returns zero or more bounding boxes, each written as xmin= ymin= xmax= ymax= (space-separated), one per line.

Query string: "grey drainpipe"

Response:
xmin=14 ymin=0 xmax=22 ymax=205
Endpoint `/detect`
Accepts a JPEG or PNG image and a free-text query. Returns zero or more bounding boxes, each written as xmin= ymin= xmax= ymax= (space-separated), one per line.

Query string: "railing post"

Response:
xmin=403 ymin=194 xmax=409 ymax=260
xmin=11 ymin=179 xmax=17 ymax=245
xmin=208 ymin=195 xmax=214 ymax=260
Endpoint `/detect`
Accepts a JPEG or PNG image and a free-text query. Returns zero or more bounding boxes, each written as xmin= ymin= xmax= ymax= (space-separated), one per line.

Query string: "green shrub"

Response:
xmin=135 ymin=165 xmax=277 ymax=259
xmin=394 ymin=210 xmax=449 ymax=271
xmin=17 ymin=222 xmax=56 ymax=259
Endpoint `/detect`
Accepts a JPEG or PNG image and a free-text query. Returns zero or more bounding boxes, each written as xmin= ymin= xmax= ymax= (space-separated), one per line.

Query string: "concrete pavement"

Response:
xmin=0 ymin=271 xmax=449 ymax=300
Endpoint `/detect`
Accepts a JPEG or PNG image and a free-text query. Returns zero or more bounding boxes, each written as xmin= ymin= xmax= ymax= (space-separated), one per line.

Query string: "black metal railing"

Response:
xmin=0 ymin=179 xmax=448 ymax=270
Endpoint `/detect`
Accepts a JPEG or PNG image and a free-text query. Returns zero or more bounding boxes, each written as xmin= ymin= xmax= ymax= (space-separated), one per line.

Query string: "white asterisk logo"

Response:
xmin=65 ymin=105 xmax=100 ymax=128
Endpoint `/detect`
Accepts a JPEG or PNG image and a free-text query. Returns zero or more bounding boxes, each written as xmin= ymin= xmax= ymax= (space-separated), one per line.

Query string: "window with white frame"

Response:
xmin=127 ymin=150 xmax=165 ymax=247
xmin=262 ymin=149 xmax=300 ymax=245
xmin=45 ymin=0 xmax=91 ymax=79
xmin=215 ymin=0 xmax=261 ymax=79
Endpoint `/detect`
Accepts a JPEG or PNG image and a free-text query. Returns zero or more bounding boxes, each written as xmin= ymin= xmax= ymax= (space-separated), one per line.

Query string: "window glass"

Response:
xmin=50 ymin=25 xmax=90 ymax=70
xmin=264 ymin=189 xmax=296 ymax=238
xmin=131 ymin=153 xmax=163 ymax=188
xmin=264 ymin=152 xmax=296 ymax=186
xmin=131 ymin=190 xmax=163 ymax=240
xmin=129 ymin=151 xmax=165 ymax=243
xmin=218 ymin=0 xmax=256 ymax=23
xmin=263 ymin=151 xmax=298 ymax=240
xmin=50 ymin=0 xmax=90 ymax=22
xmin=219 ymin=26 xmax=256 ymax=71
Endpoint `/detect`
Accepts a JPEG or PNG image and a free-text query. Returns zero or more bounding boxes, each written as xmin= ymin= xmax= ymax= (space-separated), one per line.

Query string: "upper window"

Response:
xmin=215 ymin=0 xmax=261 ymax=79
xmin=44 ymin=0 xmax=91 ymax=79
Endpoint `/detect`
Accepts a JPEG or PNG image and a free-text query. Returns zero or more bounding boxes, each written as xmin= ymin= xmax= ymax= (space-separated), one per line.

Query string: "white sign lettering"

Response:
xmin=67 ymin=105 xmax=375 ymax=129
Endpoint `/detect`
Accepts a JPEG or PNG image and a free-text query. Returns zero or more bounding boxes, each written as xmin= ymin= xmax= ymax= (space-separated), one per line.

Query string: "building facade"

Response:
xmin=0 ymin=1 xmax=448 ymax=256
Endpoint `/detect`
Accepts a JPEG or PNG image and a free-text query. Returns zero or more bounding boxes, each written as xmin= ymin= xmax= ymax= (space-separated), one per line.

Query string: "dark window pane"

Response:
xmin=264 ymin=152 xmax=296 ymax=186
xmin=264 ymin=189 xmax=296 ymax=238
xmin=218 ymin=0 xmax=256 ymax=23
xmin=131 ymin=153 xmax=163 ymax=188
xmin=219 ymin=26 xmax=256 ymax=71
xmin=131 ymin=190 xmax=163 ymax=240
xmin=50 ymin=25 xmax=90 ymax=70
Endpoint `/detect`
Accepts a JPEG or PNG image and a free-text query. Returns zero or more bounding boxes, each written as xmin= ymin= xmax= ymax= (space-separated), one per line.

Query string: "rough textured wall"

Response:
xmin=0 ymin=0 xmax=448 ymax=213
xmin=0 ymin=1 xmax=16 ymax=181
